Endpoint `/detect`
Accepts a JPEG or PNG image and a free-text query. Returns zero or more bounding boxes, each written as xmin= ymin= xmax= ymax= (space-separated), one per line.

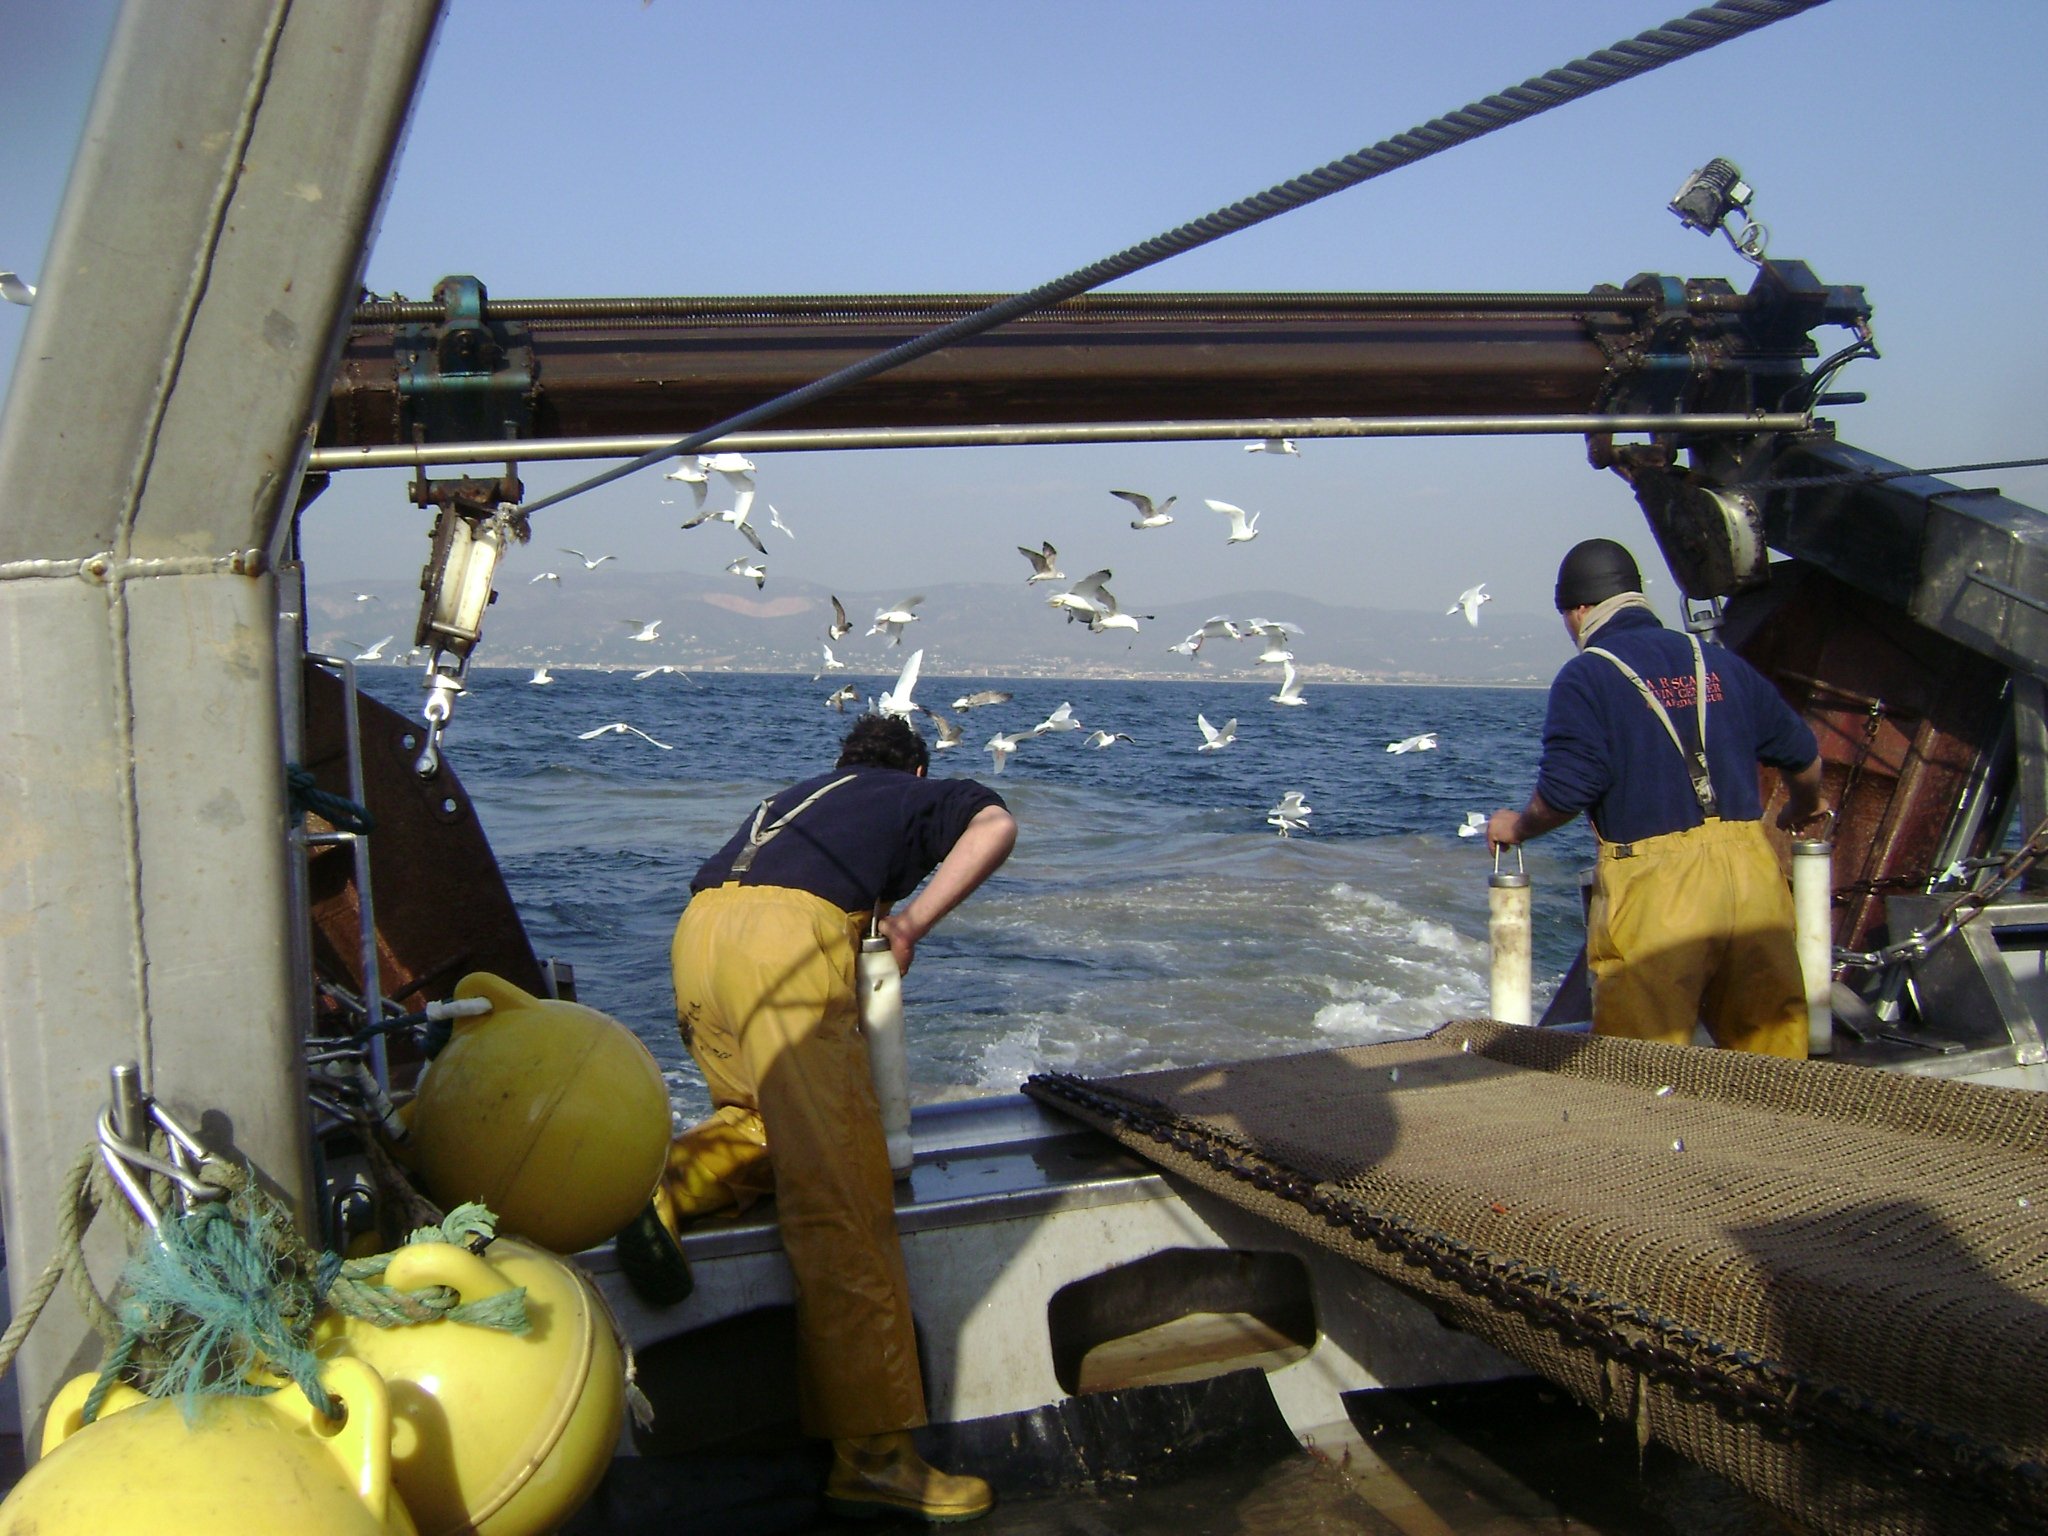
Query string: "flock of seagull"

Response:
xmin=437 ymin=439 xmax=1495 ymax=837
xmin=0 ymin=256 xmax=1517 ymax=842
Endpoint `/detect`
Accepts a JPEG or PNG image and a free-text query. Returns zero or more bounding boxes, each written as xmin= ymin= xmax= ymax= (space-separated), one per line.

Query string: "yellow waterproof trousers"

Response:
xmin=1587 ymin=818 xmax=1807 ymax=1059
xmin=668 ymin=884 xmax=926 ymax=1439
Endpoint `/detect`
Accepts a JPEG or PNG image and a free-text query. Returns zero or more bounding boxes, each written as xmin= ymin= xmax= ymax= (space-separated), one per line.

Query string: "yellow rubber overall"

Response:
xmin=668 ymin=883 xmax=927 ymax=1439
xmin=1586 ymin=817 xmax=1807 ymax=1059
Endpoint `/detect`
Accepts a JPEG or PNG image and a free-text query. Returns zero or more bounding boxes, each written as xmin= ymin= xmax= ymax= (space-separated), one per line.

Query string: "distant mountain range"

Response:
xmin=308 ymin=568 xmax=1564 ymax=686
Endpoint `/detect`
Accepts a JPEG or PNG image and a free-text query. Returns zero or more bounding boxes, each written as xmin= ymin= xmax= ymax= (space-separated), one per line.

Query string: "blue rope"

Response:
xmin=285 ymin=763 xmax=375 ymax=835
xmin=516 ymin=0 xmax=1828 ymax=520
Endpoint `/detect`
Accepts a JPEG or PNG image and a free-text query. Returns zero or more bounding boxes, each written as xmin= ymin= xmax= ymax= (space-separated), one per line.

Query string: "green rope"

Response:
xmin=322 ymin=1203 xmax=531 ymax=1335
xmin=285 ymin=763 xmax=375 ymax=835
xmin=95 ymin=1164 xmax=334 ymax=1420
xmin=0 ymin=1135 xmax=533 ymax=1429
xmin=90 ymin=1173 xmax=528 ymax=1424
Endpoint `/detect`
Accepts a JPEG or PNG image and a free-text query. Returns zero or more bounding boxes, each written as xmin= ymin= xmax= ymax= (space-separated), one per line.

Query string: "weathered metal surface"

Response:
xmin=323 ymin=309 xmax=1616 ymax=443
xmin=1761 ymin=438 xmax=2048 ymax=679
xmin=0 ymin=0 xmax=440 ymax=1435
xmin=299 ymin=661 xmax=545 ymax=1009
xmin=1725 ymin=564 xmax=2010 ymax=949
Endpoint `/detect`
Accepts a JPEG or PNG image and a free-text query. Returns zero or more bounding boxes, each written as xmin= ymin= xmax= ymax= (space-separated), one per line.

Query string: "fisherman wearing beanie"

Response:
xmin=1487 ymin=539 xmax=1826 ymax=1056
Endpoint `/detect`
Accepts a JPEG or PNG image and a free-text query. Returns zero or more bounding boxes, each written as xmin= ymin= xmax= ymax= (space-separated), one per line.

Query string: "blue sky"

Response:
xmin=5 ymin=1 xmax=2044 ymax=619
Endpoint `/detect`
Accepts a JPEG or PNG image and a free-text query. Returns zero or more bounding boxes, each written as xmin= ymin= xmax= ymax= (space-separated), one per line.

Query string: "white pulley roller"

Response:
xmin=858 ymin=933 xmax=914 ymax=1179
xmin=1489 ymin=849 xmax=1533 ymax=1026
xmin=1793 ymin=838 xmax=1835 ymax=1056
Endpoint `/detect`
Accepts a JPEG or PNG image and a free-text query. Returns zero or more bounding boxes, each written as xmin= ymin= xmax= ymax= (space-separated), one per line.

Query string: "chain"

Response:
xmin=1835 ymin=813 xmax=2048 ymax=969
xmin=1027 ymin=1071 xmax=2048 ymax=1522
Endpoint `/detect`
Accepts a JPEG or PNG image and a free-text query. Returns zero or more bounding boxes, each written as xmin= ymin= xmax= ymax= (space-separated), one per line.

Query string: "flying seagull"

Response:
xmin=767 ymin=503 xmax=796 ymax=540
xmin=1268 ymin=790 xmax=1313 ymax=837
xmin=529 ymin=666 xmax=553 ymax=686
xmin=578 ymin=722 xmax=673 ymax=750
xmin=529 ymin=572 xmax=561 ymax=584
xmin=1448 ymin=583 xmax=1492 ymax=627
xmin=622 ymin=618 xmax=662 ymax=643
xmin=921 ymin=706 xmax=964 ymax=751
xmin=1169 ymin=615 xmax=1242 ymax=656
xmin=1197 ymin=714 xmax=1237 ymax=753
xmin=1084 ymin=730 xmax=1137 ymax=749
xmin=952 ymin=689 xmax=1012 ymax=711
xmin=1269 ymin=660 xmax=1307 ymax=707
xmin=1457 ymin=811 xmax=1489 ymax=839
xmin=867 ymin=595 xmax=924 ymax=646
xmin=698 ymin=451 xmax=757 ymax=480
xmin=984 ymin=729 xmax=1029 ymax=775
xmin=1110 ymin=489 xmax=1176 ymax=529
xmin=351 ymin=592 xmax=378 ymax=603
xmin=725 ymin=556 xmax=767 ymax=589
xmin=1244 ymin=437 xmax=1299 ymax=456
xmin=561 ymin=547 xmax=616 ymax=570
xmin=634 ymin=665 xmax=693 ymax=681
xmin=350 ymin=636 xmax=395 ymax=663
xmin=682 ymin=500 xmax=767 ymax=554
xmin=1048 ymin=569 xmax=1113 ymax=619
xmin=826 ymin=684 xmax=859 ymax=712
xmin=1242 ymin=618 xmax=1304 ymax=664
xmin=1386 ymin=732 xmax=1439 ymax=754
xmin=1078 ymin=581 xmax=1150 ymax=635
xmin=828 ymin=595 xmax=852 ymax=641
xmin=877 ymin=648 xmax=924 ymax=720
xmin=813 ymin=642 xmax=847 ymax=680
xmin=662 ymin=459 xmax=709 ymax=508
xmin=1018 ymin=542 xmax=1064 ymax=584
xmin=665 ymin=453 xmax=755 ymax=512
xmin=1034 ymin=702 xmax=1082 ymax=734
xmin=1204 ymin=499 xmax=1261 ymax=545
xmin=0 ymin=271 xmax=34 ymax=306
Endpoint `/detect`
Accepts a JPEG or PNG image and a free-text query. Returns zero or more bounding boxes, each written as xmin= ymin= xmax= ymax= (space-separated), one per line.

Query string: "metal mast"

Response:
xmin=0 ymin=0 xmax=440 ymax=1437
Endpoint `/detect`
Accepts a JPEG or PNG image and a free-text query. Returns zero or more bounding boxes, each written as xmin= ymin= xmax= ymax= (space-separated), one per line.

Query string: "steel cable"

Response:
xmin=514 ymin=0 xmax=1828 ymax=520
xmin=1733 ymin=454 xmax=2048 ymax=493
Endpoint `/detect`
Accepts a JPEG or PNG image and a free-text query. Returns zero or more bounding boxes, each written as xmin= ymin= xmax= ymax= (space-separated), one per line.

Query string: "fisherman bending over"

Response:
xmin=637 ymin=713 xmax=1015 ymax=1522
xmin=1488 ymin=539 xmax=1826 ymax=1056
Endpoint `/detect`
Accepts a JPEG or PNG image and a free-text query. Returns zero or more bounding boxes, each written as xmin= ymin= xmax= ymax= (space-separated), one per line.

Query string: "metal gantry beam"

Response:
xmin=307 ymin=413 xmax=1814 ymax=472
xmin=0 ymin=0 xmax=440 ymax=1437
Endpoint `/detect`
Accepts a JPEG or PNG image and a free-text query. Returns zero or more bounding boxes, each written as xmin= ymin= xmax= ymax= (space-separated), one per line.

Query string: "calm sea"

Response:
xmin=354 ymin=667 xmax=1591 ymax=1121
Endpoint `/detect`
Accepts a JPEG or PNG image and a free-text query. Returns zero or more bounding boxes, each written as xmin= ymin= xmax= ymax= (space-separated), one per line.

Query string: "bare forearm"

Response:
xmin=1776 ymin=756 xmax=1826 ymax=832
xmin=1488 ymin=791 xmax=1575 ymax=851
xmin=884 ymin=806 xmax=1017 ymax=968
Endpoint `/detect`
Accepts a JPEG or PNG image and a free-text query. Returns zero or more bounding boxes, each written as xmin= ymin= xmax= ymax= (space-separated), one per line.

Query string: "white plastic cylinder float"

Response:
xmin=858 ymin=935 xmax=914 ymax=1179
xmin=1489 ymin=866 xmax=1533 ymax=1026
xmin=1793 ymin=839 xmax=1835 ymax=1056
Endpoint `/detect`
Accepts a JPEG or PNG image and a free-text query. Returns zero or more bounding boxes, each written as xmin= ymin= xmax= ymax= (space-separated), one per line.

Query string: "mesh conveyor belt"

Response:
xmin=1026 ymin=1023 xmax=2048 ymax=1536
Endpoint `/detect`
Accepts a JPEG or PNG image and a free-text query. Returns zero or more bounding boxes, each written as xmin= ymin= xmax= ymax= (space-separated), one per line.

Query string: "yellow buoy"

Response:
xmin=406 ymin=972 xmax=670 ymax=1253
xmin=8 ymin=1358 xmax=415 ymax=1535
xmin=317 ymin=1239 xmax=624 ymax=1536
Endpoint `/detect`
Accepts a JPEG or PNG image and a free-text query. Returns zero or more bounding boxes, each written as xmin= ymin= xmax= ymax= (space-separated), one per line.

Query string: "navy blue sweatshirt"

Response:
xmin=692 ymin=765 xmax=1005 ymax=912
xmin=1535 ymin=608 xmax=1817 ymax=845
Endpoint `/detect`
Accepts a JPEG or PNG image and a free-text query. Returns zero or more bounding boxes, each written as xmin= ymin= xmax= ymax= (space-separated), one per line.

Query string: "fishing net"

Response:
xmin=1026 ymin=1023 xmax=2048 ymax=1536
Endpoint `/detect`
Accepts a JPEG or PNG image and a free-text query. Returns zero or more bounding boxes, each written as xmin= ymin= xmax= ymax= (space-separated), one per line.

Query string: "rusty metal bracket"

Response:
xmin=393 ymin=274 xmax=534 ymax=445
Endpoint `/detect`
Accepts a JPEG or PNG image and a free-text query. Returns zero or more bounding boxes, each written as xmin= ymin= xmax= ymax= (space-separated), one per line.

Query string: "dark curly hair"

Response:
xmin=836 ymin=713 xmax=929 ymax=774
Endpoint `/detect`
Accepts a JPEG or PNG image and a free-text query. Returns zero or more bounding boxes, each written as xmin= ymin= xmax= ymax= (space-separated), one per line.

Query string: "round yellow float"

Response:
xmin=317 ymin=1238 xmax=624 ymax=1536
xmin=5 ymin=1357 xmax=414 ymax=1535
xmin=405 ymin=972 xmax=670 ymax=1253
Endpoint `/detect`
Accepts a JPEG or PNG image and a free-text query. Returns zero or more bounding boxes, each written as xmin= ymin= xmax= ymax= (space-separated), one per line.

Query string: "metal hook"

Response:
xmin=415 ymin=667 xmax=462 ymax=778
xmin=96 ymin=1065 xmax=231 ymax=1233
xmin=1493 ymin=843 xmax=1525 ymax=877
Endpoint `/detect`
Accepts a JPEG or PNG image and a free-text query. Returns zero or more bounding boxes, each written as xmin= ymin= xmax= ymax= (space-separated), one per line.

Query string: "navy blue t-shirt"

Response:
xmin=692 ymin=765 xmax=1006 ymax=912
xmin=1535 ymin=608 xmax=1817 ymax=845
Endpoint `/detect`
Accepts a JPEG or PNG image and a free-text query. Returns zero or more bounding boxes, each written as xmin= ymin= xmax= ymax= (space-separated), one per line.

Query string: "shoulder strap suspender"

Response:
xmin=1583 ymin=635 xmax=1719 ymax=817
xmin=728 ymin=773 xmax=857 ymax=876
